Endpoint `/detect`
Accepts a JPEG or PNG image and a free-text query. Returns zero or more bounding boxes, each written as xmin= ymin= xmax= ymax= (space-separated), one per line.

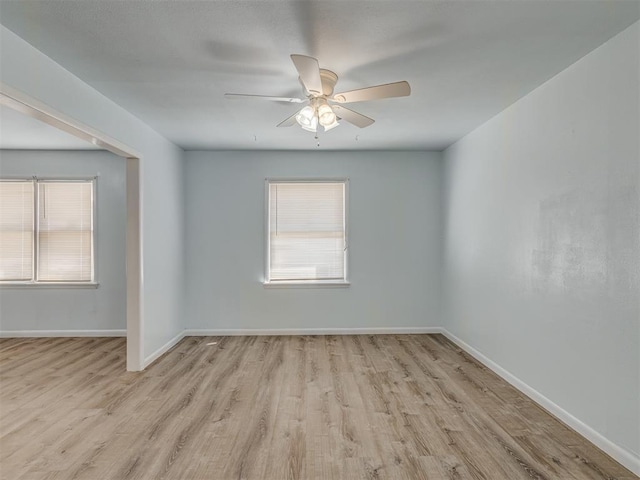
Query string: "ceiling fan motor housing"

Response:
xmin=298 ymin=69 xmax=338 ymax=97
xmin=319 ymin=69 xmax=338 ymax=97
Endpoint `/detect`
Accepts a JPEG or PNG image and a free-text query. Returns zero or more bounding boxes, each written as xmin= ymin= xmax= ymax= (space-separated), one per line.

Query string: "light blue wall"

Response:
xmin=185 ymin=151 xmax=443 ymax=331
xmin=443 ymin=22 xmax=639 ymax=462
xmin=0 ymin=150 xmax=126 ymax=332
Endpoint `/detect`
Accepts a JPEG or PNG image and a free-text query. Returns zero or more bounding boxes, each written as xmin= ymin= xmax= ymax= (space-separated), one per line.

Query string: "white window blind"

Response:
xmin=37 ymin=181 xmax=93 ymax=282
xmin=268 ymin=181 xmax=346 ymax=282
xmin=0 ymin=181 xmax=34 ymax=281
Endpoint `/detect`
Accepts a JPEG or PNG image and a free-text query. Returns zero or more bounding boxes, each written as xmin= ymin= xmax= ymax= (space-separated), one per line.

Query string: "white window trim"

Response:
xmin=0 ymin=282 xmax=99 ymax=289
xmin=263 ymin=178 xmax=350 ymax=288
xmin=0 ymin=176 xmax=98 ymax=288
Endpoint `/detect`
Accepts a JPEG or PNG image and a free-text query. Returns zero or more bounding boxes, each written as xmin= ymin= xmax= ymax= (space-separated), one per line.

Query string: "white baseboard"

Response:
xmin=440 ymin=329 xmax=640 ymax=476
xmin=0 ymin=329 xmax=126 ymax=338
xmin=143 ymin=330 xmax=186 ymax=369
xmin=185 ymin=326 xmax=443 ymax=336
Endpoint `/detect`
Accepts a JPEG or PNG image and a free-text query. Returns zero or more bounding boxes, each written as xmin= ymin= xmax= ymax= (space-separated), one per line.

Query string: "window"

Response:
xmin=0 ymin=178 xmax=95 ymax=285
xmin=265 ymin=179 xmax=348 ymax=286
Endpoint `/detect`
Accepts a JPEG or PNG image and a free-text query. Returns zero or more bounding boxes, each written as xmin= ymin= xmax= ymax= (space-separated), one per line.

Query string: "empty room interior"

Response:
xmin=0 ymin=1 xmax=638 ymax=479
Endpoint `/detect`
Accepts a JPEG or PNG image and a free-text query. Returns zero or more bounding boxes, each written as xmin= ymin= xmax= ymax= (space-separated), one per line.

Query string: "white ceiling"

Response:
xmin=1 ymin=1 xmax=638 ymax=151
xmin=0 ymin=105 xmax=100 ymax=150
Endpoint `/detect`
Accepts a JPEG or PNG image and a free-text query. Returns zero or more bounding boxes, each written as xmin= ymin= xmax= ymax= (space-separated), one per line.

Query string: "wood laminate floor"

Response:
xmin=0 ymin=335 xmax=636 ymax=480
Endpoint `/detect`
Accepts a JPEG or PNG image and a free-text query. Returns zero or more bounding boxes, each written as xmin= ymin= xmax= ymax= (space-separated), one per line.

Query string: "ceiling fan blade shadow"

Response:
xmin=342 ymin=25 xmax=448 ymax=72
xmin=203 ymin=40 xmax=284 ymax=76
xmin=277 ymin=111 xmax=300 ymax=127
xmin=331 ymin=105 xmax=374 ymax=128
xmin=289 ymin=1 xmax=318 ymax=56
xmin=290 ymin=54 xmax=323 ymax=95
xmin=225 ymin=94 xmax=304 ymax=103
xmin=333 ymin=81 xmax=410 ymax=104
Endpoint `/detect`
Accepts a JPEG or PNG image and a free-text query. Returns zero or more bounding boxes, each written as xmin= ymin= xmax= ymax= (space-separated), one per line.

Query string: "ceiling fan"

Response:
xmin=225 ymin=54 xmax=411 ymax=133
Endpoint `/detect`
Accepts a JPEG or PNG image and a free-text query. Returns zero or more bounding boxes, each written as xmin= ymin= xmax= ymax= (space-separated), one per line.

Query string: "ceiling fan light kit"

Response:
xmin=294 ymin=97 xmax=340 ymax=133
xmin=225 ymin=54 xmax=411 ymax=137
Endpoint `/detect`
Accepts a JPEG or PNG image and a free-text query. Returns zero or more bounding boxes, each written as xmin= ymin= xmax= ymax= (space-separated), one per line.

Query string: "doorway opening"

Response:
xmin=1 ymin=86 xmax=144 ymax=371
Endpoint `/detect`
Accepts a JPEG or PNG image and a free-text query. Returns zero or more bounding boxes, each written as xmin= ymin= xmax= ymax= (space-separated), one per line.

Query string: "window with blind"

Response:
xmin=266 ymin=180 xmax=348 ymax=285
xmin=0 ymin=178 xmax=95 ymax=284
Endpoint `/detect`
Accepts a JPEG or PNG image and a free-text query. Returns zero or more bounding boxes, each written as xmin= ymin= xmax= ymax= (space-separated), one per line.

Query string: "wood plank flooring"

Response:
xmin=0 ymin=335 xmax=636 ymax=479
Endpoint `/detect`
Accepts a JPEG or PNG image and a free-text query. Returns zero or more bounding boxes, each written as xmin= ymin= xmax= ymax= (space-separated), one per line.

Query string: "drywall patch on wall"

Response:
xmin=532 ymin=188 xmax=608 ymax=295
xmin=532 ymin=184 xmax=638 ymax=298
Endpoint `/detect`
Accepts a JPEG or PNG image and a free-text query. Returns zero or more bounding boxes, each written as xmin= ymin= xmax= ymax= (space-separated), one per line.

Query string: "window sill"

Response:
xmin=0 ymin=282 xmax=99 ymax=289
xmin=263 ymin=281 xmax=350 ymax=289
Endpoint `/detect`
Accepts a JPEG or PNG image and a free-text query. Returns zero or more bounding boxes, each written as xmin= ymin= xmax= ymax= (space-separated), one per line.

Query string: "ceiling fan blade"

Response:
xmin=332 ymin=81 xmax=411 ymax=104
xmin=331 ymin=105 xmax=375 ymax=128
xmin=225 ymin=93 xmax=305 ymax=103
xmin=290 ymin=54 xmax=323 ymax=96
xmin=276 ymin=111 xmax=300 ymax=127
